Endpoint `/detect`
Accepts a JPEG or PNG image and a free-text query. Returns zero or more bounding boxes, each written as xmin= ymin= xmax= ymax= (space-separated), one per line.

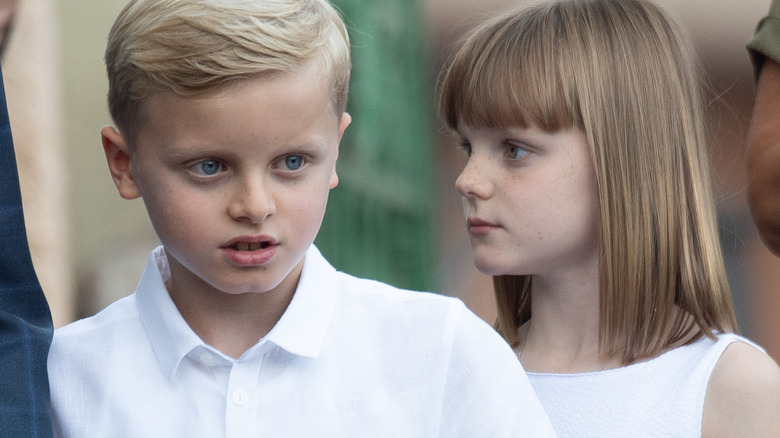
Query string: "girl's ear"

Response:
xmin=101 ymin=125 xmax=141 ymax=200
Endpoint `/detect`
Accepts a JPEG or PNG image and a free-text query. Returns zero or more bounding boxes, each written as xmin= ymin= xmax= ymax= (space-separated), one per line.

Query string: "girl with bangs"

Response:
xmin=438 ymin=0 xmax=780 ymax=436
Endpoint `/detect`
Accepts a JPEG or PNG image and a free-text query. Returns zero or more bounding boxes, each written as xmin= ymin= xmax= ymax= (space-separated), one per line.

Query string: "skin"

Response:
xmin=455 ymin=124 xmax=599 ymax=282
xmin=456 ymin=123 xmax=780 ymax=436
xmin=747 ymin=58 xmax=780 ymax=257
xmin=103 ymin=61 xmax=350 ymax=358
xmin=456 ymin=124 xmax=604 ymax=373
xmin=702 ymin=341 xmax=780 ymax=437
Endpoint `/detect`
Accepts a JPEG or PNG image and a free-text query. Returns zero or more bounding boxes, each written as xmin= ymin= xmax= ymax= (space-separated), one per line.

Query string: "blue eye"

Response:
xmin=198 ymin=160 xmax=222 ymax=175
xmin=284 ymin=155 xmax=304 ymax=170
xmin=507 ymin=144 xmax=529 ymax=159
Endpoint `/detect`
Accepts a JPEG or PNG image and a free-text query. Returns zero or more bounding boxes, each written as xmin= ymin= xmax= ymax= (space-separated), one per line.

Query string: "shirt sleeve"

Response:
xmin=437 ymin=302 xmax=556 ymax=438
xmin=747 ymin=0 xmax=780 ymax=77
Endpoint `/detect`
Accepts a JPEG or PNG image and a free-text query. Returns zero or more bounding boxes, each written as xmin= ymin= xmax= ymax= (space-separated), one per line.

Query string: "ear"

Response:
xmin=329 ymin=112 xmax=352 ymax=189
xmin=338 ymin=112 xmax=351 ymax=141
xmin=101 ymin=125 xmax=142 ymax=200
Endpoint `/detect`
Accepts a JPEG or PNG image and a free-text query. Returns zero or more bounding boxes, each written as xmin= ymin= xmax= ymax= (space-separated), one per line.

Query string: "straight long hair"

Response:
xmin=439 ymin=0 xmax=736 ymax=364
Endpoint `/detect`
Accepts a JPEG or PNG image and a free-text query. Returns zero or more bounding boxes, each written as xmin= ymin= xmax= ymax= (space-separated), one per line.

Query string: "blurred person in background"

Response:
xmin=0 ymin=0 xmax=17 ymax=56
xmin=0 ymin=0 xmax=54 ymax=436
xmin=747 ymin=0 xmax=780 ymax=257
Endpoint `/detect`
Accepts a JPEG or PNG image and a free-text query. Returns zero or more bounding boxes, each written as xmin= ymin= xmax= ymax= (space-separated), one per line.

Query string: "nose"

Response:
xmin=455 ymin=156 xmax=492 ymax=200
xmin=228 ymin=175 xmax=276 ymax=223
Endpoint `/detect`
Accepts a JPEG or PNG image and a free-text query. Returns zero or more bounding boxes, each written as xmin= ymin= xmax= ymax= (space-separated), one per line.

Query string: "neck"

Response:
xmin=517 ymin=269 xmax=613 ymax=373
xmin=166 ymin=268 xmax=300 ymax=359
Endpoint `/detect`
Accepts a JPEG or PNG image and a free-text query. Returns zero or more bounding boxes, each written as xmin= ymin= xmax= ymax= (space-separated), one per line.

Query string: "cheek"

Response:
xmin=286 ymin=180 xmax=331 ymax=222
xmin=560 ymin=170 xmax=599 ymax=238
xmin=141 ymin=184 xmax=214 ymax=241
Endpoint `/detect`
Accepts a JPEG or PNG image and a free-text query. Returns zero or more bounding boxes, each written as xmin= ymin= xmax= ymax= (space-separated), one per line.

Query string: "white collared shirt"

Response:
xmin=49 ymin=245 xmax=555 ymax=437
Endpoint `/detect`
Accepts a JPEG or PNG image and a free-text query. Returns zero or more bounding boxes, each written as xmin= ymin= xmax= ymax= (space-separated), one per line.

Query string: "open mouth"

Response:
xmin=233 ymin=241 xmax=271 ymax=251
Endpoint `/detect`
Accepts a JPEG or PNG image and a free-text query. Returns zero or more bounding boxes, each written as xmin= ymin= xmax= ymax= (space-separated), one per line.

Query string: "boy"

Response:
xmin=48 ymin=0 xmax=554 ymax=436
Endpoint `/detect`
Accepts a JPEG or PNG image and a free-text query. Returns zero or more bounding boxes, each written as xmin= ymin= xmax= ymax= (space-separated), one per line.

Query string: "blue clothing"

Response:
xmin=0 ymin=65 xmax=54 ymax=437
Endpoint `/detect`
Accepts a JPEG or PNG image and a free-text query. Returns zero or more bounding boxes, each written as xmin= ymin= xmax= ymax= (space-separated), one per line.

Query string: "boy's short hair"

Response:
xmin=106 ymin=0 xmax=351 ymax=145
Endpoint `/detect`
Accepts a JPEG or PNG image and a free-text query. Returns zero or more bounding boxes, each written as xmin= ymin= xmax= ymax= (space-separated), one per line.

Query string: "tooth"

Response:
xmin=250 ymin=242 xmax=261 ymax=251
xmin=236 ymin=242 xmax=249 ymax=251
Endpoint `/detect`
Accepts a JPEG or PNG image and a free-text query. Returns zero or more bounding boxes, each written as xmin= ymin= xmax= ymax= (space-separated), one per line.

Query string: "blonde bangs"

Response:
xmin=439 ymin=6 xmax=578 ymax=132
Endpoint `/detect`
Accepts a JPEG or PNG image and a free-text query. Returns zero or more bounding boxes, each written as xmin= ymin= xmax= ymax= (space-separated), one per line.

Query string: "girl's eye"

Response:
xmin=458 ymin=141 xmax=472 ymax=157
xmin=284 ymin=155 xmax=304 ymax=170
xmin=191 ymin=159 xmax=223 ymax=176
xmin=507 ymin=144 xmax=529 ymax=159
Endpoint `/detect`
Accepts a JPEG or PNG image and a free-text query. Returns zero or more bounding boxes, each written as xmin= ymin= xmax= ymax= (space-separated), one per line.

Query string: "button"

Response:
xmin=232 ymin=389 xmax=249 ymax=407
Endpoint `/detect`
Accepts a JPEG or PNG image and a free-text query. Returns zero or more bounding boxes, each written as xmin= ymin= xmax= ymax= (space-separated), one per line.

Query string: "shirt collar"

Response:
xmin=264 ymin=245 xmax=337 ymax=359
xmin=135 ymin=246 xmax=204 ymax=381
xmin=135 ymin=245 xmax=337 ymax=380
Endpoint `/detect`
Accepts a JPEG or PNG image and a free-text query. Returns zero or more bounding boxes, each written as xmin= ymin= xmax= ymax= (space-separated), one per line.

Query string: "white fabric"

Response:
xmin=49 ymin=245 xmax=555 ymax=438
xmin=528 ymin=333 xmax=764 ymax=437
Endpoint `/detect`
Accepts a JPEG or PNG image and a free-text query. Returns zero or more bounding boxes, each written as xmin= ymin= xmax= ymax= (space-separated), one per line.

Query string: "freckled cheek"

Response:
xmin=508 ymin=174 xmax=572 ymax=231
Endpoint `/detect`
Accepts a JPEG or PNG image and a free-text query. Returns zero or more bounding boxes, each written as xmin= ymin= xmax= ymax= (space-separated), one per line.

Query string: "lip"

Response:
xmin=221 ymin=235 xmax=279 ymax=267
xmin=466 ymin=217 xmax=500 ymax=235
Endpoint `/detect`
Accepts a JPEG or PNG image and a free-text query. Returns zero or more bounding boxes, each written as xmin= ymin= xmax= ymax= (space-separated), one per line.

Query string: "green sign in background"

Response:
xmin=315 ymin=0 xmax=436 ymax=293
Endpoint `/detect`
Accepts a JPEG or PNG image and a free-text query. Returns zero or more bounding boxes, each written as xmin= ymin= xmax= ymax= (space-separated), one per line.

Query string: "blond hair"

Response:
xmin=439 ymin=0 xmax=736 ymax=364
xmin=106 ymin=0 xmax=350 ymax=144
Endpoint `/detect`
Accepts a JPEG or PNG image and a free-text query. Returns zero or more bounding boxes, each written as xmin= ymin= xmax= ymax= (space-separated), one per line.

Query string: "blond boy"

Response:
xmin=47 ymin=0 xmax=554 ymax=436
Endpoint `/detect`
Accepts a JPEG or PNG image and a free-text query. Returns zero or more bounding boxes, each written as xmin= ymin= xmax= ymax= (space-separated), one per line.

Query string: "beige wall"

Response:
xmin=58 ymin=0 xmax=158 ymax=323
xmin=7 ymin=0 xmax=71 ymax=327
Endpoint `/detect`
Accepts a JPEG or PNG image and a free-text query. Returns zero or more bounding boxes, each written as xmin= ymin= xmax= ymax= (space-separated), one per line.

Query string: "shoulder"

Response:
xmin=308 ymin=246 xmax=463 ymax=312
xmin=54 ymin=294 xmax=139 ymax=336
xmin=332 ymin=271 xmax=508 ymax=358
xmin=333 ymin=269 xmax=467 ymax=315
xmin=702 ymin=339 xmax=780 ymax=437
xmin=50 ymin=294 xmax=141 ymax=362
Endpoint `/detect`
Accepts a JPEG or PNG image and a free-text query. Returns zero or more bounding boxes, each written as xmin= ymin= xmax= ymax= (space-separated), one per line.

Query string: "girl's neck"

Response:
xmin=517 ymin=271 xmax=614 ymax=373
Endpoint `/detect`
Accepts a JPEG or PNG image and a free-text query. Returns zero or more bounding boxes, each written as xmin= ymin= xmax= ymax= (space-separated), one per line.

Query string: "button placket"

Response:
xmin=224 ymin=351 xmax=264 ymax=438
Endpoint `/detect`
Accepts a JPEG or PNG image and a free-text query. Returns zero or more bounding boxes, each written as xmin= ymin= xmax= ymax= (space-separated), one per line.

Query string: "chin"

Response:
xmin=473 ymin=259 xmax=531 ymax=278
xmin=472 ymin=259 xmax=503 ymax=276
xmin=214 ymin=279 xmax=281 ymax=295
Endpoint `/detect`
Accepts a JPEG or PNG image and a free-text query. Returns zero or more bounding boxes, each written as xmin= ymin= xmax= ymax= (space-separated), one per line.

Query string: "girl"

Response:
xmin=438 ymin=0 xmax=780 ymax=436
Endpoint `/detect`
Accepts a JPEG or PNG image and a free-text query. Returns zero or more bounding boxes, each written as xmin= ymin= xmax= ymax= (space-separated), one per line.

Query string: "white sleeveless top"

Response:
xmin=527 ymin=333 xmax=763 ymax=437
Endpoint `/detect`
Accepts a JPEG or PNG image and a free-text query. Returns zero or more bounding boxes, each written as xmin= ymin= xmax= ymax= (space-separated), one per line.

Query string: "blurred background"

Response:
xmin=6 ymin=0 xmax=779 ymax=360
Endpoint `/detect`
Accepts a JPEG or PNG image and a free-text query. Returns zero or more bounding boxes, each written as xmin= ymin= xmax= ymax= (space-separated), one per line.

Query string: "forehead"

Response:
xmin=133 ymin=65 xmax=341 ymax=152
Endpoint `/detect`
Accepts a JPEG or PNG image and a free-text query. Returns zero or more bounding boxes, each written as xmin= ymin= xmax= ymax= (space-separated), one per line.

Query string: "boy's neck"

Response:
xmin=165 ymin=265 xmax=302 ymax=360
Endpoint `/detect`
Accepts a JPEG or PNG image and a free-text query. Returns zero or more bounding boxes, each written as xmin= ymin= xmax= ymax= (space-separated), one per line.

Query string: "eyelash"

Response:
xmin=189 ymin=159 xmax=225 ymax=177
xmin=458 ymin=140 xmax=472 ymax=157
xmin=275 ymin=154 xmax=307 ymax=172
xmin=505 ymin=143 xmax=530 ymax=160
xmin=456 ymin=140 xmax=530 ymax=161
